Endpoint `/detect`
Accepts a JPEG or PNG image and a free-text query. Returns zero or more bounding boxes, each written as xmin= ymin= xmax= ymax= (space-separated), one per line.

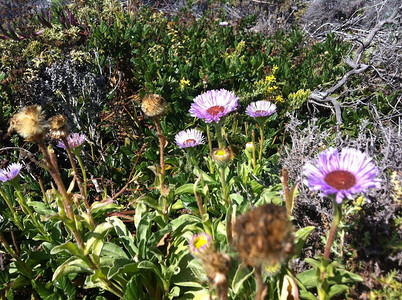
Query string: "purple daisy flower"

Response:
xmin=246 ymin=100 xmax=276 ymax=118
xmin=189 ymin=89 xmax=239 ymax=123
xmin=175 ymin=129 xmax=205 ymax=149
xmin=189 ymin=233 xmax=213 ymax=256
xmin=0 ymin=163 xmax=22 ymax=182
xmin=303 ymin=148 xmax=381 ymax=204
xmin=57 ymin=133 xmax=86 ymax=149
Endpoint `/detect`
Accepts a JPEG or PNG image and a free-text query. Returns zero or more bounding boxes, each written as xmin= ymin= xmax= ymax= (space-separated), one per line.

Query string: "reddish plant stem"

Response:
xmin=61 ymin=136 xmax=94 ymax=229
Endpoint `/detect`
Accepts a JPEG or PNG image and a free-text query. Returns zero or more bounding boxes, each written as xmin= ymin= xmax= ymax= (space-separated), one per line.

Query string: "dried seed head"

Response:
xmin=141 ymin=94 xmax=166 ymax=117
xmin=202 ymin=252 xmax=231 ymax=299
xmin=233 ymin=204 xmax=294 ymax=268
xmin=49 ymin=115 xmax=69 ymax=140
xmin=8 ymin=105 xmax=49 ymax=143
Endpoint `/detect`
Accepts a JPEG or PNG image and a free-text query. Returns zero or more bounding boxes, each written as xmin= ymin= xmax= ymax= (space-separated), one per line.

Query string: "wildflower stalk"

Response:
xmin=0 ymin=232 xmax=31 ymax=278
xmin=0 ymin=187 xmax=23 ymax=230
xmin=153 ymin=116 xmax=169 ymax=220
xmin=12 ymin=183 xmax=51 ymax=241
xmin=255 ymin=265 xmax=268 ymax=300
xmin=38 ymin=177 xmax=50 ymax=206
xmin=206 ymin=124 xmax=214 ymax=173
xmin=62 ymin=136 xmax=94 ymax=229
xmin=219 ymin=166 xmax=232 ymax=244
xmin=252 ymin=130 xmax=257 ymax=169
xmin=324 ymin=199 xmax=343 ymax=260
xmin=214 ymin=123 xmax=225 ymax=149
xmin=36 ymin=141 xmax=85 ymax=250
xmin=258 ymin=121 xmax=265 ymax=161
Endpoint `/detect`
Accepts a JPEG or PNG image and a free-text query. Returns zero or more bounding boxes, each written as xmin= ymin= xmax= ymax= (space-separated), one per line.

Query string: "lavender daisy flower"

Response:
xmin=0 ymin=163 xmax=22 ymax=183
xmin=303 ymin=148 xmax=381 ymax=204
xmin=246 ymin=100 xmax=276 ymax=118
xmin=189 ymin=232 xmax=214 ymax=257
xmin=57 ymin=133 xmax=86 ymax=149
xmin=175 ymin=129 xmax=205 ymax=149
xmin=189 ymin=89 xmax=239 ymax=123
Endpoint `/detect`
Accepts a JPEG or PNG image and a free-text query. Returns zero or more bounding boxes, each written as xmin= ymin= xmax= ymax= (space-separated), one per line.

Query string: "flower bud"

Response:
xmin=212 ymin=147 xmax=234 ymax=167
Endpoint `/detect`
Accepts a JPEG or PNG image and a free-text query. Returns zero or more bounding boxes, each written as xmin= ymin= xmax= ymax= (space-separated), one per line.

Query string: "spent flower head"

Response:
xmin=57 ymin=133 xmax=86 ymax=149
xmin=303 ymin=148 xmax=381 ymax=204
xmin=49 ymin=114 xmax=69 ymax=140
xmin=189 ymin=89 xmax=239 ymax=123
xmin=233 ymin=204 xmax=294 ymax=267
xmin=0 ymin=163 xmax=22 ymax=183
xmin=246 ymin=100 xmax=276 ymax=118
xmin=8 ymin=105 xmax=49 ymax=142
xmin=141 ymin=94 xmax=166 ymax=117
xmin=175 ymin=129 xmax=205 ymax=149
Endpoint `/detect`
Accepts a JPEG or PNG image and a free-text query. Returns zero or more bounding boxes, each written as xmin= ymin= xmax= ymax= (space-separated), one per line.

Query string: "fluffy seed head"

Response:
xmin=8 ymin=105 xmax=49 ymax=142
xmin=141 ymin=94 xmax=166 ymax=117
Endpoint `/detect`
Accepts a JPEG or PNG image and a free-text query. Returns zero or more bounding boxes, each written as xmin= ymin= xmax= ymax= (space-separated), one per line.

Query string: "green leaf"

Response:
xmin=175 ymin=183 xmax=202 ymax=195
xmin=328 ymin=284 xmax=349 ymax=298
xmin=123 ymin=275 xmax=144 ymax=300
xmin=85 ymin=220 xmax=115 ymax=255
xmin=107 ymin=259 xmax=139 ymax=279
xmin=101 ymin=242 xmax=129 ymax=260
xmin=294 ymin=226 xmax=315 ymax=257
xmin=51 ymin=242 xmax=82 ymax=258
xmin=110 ymin=217 xmax=138 ymax=257
xmin=297 ymin=268 xmax=317 ymax=289
xmin=305 ymin=258 xmax=321 ymax=269
xmin=232 ymin=265 xmax=254 ymax=293
xmin=52 ymin=257 xmax=93 ymax=281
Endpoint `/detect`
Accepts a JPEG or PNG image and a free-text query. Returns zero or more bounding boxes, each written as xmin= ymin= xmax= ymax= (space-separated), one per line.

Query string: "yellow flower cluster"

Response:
xmin=180 ymin=78 xmax=190 ymax=91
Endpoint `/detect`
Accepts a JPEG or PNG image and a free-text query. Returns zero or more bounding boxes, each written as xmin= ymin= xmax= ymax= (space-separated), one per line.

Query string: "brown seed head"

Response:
xmin=233 ymin=204 xmax=294 ymax=267
xmin=8 ymin=105 xmax=49 ymax=142
xmin=202 ymin=252 xmax=231 ymax=299
xmin=48 ymin=115 xmax=69 ymax=140
xmin=141 ymin=94 xmax=166 ymax=117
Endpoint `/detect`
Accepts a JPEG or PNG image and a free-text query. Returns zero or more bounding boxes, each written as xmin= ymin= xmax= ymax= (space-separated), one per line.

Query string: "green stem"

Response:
xmin=0 ymin=186 xmax=23 ymax=230
xmin=324 ymin=200 xmax=343 ymax=260
xmin=251 ymin=130 xmax=257 ymax=169
xmin=73 ymin=148 xmax=95 ymax=230
xmin=219 ymin=166 xmax=229 ymax=207
xmin=206 ymin=124 xmax=214 ymax=174
xmin=13 ymin=185 xmax=51 ymax=242
xmin=0 ymin=232 xmax=31 ymax=278
xmin=214 ymin=123 xmax=225 ymax=149
xmin=258 ymin=122 xmax=265 ymax=161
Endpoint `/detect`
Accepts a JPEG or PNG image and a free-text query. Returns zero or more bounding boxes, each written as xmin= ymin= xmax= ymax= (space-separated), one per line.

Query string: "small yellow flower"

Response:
xmin=266 ymin=75 xmax=276 ymax=84
xmin=273 ymin=65 xmax=279 ymax=73
xmin=180 ymin=78 xmax=190 ymax=91
xmin=275 ymin=95 xmax=284 ymax=103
